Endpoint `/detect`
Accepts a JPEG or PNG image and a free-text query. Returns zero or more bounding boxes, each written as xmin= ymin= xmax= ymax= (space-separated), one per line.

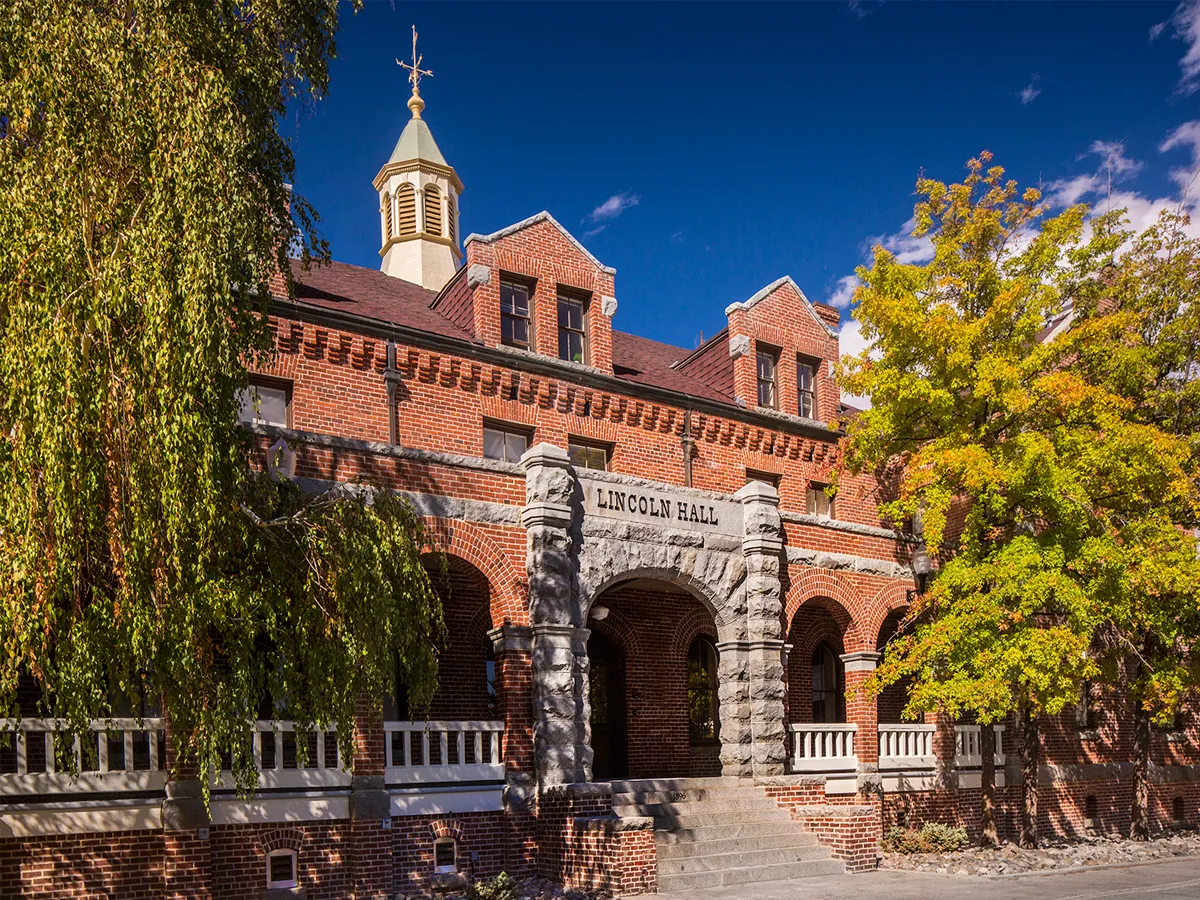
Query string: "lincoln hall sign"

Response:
xmin=580 ymin=475 xmax=741 ymax=535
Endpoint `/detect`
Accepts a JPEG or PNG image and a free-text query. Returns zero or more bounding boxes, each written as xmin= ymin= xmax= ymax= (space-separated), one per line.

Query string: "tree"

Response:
xmin=839 ymin=154 xmax=1200 ymax=846
xmin=0 ymin=1 xmax=444 ymax=794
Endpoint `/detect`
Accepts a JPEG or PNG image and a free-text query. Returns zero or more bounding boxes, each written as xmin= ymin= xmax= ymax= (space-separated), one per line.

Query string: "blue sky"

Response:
xmin=289 ymin=1 xmax=1200 ymax=356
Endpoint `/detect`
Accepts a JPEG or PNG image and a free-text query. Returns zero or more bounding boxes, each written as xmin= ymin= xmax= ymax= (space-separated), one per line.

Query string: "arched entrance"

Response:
xmin=586 ymin=578 xmax=722 ymax=779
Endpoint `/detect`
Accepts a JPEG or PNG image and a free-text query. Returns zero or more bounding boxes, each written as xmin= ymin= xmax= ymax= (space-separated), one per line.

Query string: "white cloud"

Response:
xmin=1047 ymin=140 xmax=1144 ymax=207
xmin=1163 ymin=0 xmax=1200 ymax=94
xmin=1019 ymin=75 xmax=1041 ymax=105
xmin=837 ymin=318 xmax=874 ymax=409
xmin=876 ymin=218 xmax=934 ymax=265
xmin=583 ymin=191 xmax=640 ymax=238
xmin=828 ymin=274 xmax=860 ymax=309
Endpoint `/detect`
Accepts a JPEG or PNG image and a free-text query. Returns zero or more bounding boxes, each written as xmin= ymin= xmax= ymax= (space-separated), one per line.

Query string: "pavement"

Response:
xmin=624 ymin=856 xmax=1200 ymax=899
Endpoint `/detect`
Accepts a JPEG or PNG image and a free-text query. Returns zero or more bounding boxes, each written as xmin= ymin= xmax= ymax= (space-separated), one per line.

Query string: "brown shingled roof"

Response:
xmin=610 ymin=331 xmax=735 ymax=405
xmin=287 ymin=258 xmax=474 ymax=343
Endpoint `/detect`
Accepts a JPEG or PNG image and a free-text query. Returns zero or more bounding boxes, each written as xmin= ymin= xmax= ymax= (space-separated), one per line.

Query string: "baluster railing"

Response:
xmin=878 ymin=723 xmax=936 ymax=769
xmin=384 ymin=720 xmax=504 ymax=784
xmin=0 ymin=718 xmax=167 ymax=794
xmin=217 ymin=721 xmax=349 ymax=790
xmin=954 ymin=724 xmax=1006 ymax=767
xmin=788 ymin=723 xmax=858 ymax=772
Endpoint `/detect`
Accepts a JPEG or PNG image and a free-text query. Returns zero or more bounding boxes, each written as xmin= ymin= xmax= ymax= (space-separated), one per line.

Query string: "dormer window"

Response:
xmin=756 ymin=347 xmax=779 ymax=409
xmin=500 ymin=279 xmax=532 ymax=349
xmin=797 ymin=357 xmax=818 ymax=419
xmin=558 ymin=292 xmax=589 ymax=363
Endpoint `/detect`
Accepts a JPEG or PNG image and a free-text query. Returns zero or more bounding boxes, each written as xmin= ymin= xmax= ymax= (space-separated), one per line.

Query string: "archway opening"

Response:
xmin=587 ymin=577 xmax=721 ymax=779
xmin=786 ymin=603 xmax=848 ymax=725
xmin=876 ymin=608 xmax=920 ymax=724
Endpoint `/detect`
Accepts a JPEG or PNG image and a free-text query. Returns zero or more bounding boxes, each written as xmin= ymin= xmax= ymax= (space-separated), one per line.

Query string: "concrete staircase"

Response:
xmin=609 ymin=777 xmax=845 ymax=892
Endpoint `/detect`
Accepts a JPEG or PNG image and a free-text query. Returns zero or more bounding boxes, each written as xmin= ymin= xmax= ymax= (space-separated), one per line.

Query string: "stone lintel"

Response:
xmin=489 ymin=624 xmax=533 ymax=654
xmin=840 ymin=651 xmax=882 ymax=673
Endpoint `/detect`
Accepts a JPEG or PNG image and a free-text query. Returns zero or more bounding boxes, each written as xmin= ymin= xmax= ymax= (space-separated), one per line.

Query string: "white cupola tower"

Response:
xmin=373 ymin=28 xmax=463 ymax=291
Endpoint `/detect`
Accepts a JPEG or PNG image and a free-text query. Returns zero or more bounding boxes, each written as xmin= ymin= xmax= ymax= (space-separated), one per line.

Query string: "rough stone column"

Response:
xmin=716 ymin=640 xmax=753 ymax=777
xmin=842 ymin=650 xmax=883 ymax=796
xmin=521 ymin=443 xmax=591 ymax=788
xmin=733 ymin=481 xmax=788 ymax=778
xmin=349 ymin=695 xmax=392 ymax=899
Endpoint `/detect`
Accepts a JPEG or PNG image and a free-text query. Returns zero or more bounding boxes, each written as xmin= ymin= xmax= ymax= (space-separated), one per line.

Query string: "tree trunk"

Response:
xmin=1130 ymin=699 xmax=1151 ymax=841
xmin=1018 ymin=704 xmax=1039 ymax=849
xmin=980 ymin=720 xmax=999 ymax=847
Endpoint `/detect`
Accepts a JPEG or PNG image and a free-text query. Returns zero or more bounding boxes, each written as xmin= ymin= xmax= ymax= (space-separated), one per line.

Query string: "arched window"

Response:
xmin=485 ymin=641 xmax=497 ymax=719
xmin=382 ymin=191 xmax=393 ymax=241
xmin=811 ymin=643 xmax=840 ymax=723
xmin=423 ymin=184 xmax=443 ymax=237
xmin=687 ymin=636 xmax=720 ymax=744
xmin=396 ymin=183 xmax=417 ymax=235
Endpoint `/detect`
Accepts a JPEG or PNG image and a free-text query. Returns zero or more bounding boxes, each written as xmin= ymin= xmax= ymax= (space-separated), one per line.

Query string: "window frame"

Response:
xmin=482 ymin=421 xmax=532 ymax=464
xmin=811 ymin=643 xmax=842 ymax=723
xmin=796 ymin=356 xmax=818 ymax=419
xmin=433 ymin=837 xmax=458 ymax=874
xmin=266 ymin=848 xmax=299 ymax=890
xmin=499 ymin=277 xmax=533 ymax=350
xmin=567 ymin=437 xmax=609 ymax=472
xmin=557 ymin=290 xmax=590 ymax=364
xmin=745 ymin=469 xmax=782 ymax=490
xmin=687 ymin=635 xmax=721 ymax=745
xmin=756 ymin=346 xmax=779 ymax=410
xmin=238 ymin=377 xmax=292 ymax=429
xmin=806 ymin=482 xmax=836 ymax=519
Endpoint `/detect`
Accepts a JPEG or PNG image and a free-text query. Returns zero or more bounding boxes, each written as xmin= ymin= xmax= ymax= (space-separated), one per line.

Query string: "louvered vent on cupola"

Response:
xmin=424 ymin=185 xmax=443 ymax=236
xmin=397 ymin=183 xmax=417 ymax=235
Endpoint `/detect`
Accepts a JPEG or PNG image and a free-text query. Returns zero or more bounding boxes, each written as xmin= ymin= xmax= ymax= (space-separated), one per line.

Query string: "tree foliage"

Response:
xmin=0 ymin=0 xmax=443 ymax=792
xmin=837 ymin=154 xmax=1200 ymax=839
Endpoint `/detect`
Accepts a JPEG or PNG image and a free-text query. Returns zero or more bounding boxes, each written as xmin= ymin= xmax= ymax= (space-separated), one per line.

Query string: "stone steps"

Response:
xmin=606 ymin=776 xmax=845 ymax=892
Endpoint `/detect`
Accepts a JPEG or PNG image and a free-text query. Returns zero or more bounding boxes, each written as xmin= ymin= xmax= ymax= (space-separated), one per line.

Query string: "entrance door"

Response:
xmin=588 ymin=632 xmax=628 ymax=779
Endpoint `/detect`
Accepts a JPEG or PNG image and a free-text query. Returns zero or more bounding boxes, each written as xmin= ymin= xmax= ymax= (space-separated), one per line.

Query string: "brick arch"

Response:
xmin=258 ymin=827 xmax=304 ymax=854
xmin=423 ymin=518 xmax=526 ymax=626
xmin=588 ymin=605 xmax=644 ymax=660
xmin=783 ymin=567 xmax=870 ymax=651
xmin=668 ymin=605 xmax=720 ymax=660
xmin=428 ymin=818 xmax=464 ymax=841
xmin=865 ymin=580 xmax=913 ymax=646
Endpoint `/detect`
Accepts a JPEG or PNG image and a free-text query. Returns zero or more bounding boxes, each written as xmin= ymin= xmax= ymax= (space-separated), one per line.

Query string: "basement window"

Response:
xmin=433 ymin=838 xmax=458 ymax=874
xmin=266 ymin=849 xmax=298 ymax=890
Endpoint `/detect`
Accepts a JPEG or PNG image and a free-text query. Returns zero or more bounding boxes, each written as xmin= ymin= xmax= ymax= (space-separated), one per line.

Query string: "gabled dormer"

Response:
xmin=722 ymin=277 xmax=841 ymax=424
xmin=459 ymin=212 xmax=617 ymax=374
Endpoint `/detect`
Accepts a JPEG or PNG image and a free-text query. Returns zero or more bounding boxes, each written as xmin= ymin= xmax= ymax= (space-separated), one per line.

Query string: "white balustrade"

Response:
xmin=788 ymin=723 xmax=858 ymax=772
xmin=878 ymin=723 xmax=936 ymax=769
xmin=216 ymin=721 xmax=350 ymax=790
xmin=954 ymin=724 xmax=1006 ymax=767
xmin=0 ymin=718 xmax=167 ymax=794
xmin=384 ymin=720 xmax=504 ymax=784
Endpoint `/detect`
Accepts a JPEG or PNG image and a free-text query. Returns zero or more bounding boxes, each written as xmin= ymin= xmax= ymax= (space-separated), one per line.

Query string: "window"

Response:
xmin=266 ymin=849 xmax=298 ymax=890
xmin=423 ymin=184 xmax=443 ymax=236
xmin=433 ymin=838 xmax=457 ymax=874
xmin=797 ymin=357 xmax=818 ymax=419
xmin=811 ymin=643 xmax=840 ymax=723
xmin=396 ymin=183 xmax=417 ymax=235
xmin=746 ymin=469 xmax=781 ymax=489
xmin=482 ymin=423 xmax=529 ymax=463
xmin=500 ymin=279 xmax=532 ymax=349
xmin=756 ymin=347 xmax=779 ymax=409
xmin=485 ymin=643 xmax=497 ymax=719
xmin=238 ymin=380 xmax=290 ymax=428
xmin=806 ymin=482 xmax=836 ymax=519
xmin=688 ymin=636 xmax=720 ymax=744
xmin=568 ymin=439 xmax=608 ymax=471
xmin=1076 ymin=681 xmax=1100 ymax=731
xmin=557 ymin=292 xmax=589 ymax=363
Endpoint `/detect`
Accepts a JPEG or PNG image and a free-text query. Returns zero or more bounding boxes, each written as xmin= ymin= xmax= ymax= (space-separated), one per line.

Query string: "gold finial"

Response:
xmin=396 ymin=25 xmax=433 ymax=118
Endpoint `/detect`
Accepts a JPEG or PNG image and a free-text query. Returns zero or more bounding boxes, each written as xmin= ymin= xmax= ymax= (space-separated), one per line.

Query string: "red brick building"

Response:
xmin=1 ymin=81 xmax=1196 ymax=899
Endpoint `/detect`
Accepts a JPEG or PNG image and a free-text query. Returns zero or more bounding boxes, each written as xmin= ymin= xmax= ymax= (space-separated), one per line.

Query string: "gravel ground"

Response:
xmin=881 ymin=830 xmax=1200 ymax=876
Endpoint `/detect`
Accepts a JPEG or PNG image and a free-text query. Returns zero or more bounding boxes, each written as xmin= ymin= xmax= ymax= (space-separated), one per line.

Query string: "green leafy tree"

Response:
xmin=838 ymin=154 xmax=1200 ymax=846
xmin=0 ymin=0 xmax=443 ymax=794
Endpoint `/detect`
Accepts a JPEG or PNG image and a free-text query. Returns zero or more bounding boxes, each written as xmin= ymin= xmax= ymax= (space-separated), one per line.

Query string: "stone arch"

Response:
xmin=423 ymin=518 xmax=526 ymax=626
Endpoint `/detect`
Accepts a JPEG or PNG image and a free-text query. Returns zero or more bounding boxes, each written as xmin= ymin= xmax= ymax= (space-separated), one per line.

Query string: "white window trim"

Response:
xmin=266 ymin=848 xmax=298 ymax=890
xmin=433 ymin=837 xmax=458 ymax=874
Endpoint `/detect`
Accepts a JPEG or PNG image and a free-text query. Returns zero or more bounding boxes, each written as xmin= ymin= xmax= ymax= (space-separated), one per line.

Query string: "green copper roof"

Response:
xmin=388 ymin=115 xmax=448 ymax=167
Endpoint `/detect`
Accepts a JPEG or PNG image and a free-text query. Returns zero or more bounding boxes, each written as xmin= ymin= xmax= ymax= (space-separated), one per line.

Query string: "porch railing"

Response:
xmin=878 ymin=723 xmax=936 ymax=769
xmin=954 ymin=724 xmax=1006 ymax=767
xmin=788 ymin=723 xmax=858 ymax=772
xmin=215 ymin=721 xmax=350 ymax=790
xmin=384 ymin=720 xmax=505 ymax=784
xmin=0 ymin=717 xmax=167 ymax=795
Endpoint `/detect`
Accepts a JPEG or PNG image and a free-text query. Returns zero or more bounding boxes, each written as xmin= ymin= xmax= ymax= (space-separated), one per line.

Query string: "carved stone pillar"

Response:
xmin=733 ymin=481 xmax=788 ymax=778
xmin=842 ymin=650 xmax=883 ymax=796
xmin=521 ymin=443 xmax=590 ymax=788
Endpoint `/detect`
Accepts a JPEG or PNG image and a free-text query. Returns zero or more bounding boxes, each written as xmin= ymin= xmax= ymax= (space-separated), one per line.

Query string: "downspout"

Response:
xmin=681 ymin=408 xmax=696 ymax=487
xmin=385 ymin=340 xmax=399 ymax=445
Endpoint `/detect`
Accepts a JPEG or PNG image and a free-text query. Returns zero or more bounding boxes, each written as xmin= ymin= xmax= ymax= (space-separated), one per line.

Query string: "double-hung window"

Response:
xmin=756 ymin=347 xmax=779 ymax=409
xmin=500 ymin=279 xmax=532 ymax=349
xmin=797 ymin=357 xmax=818 ymax=419
xmin=568 ymin=439 xmax=608 ymax=471
xmin=806 ymin=482 xmax=836 ymax=519
xmin=483 ymin=423 xmax=530 ymax=463
xmin=557 ymin=292 xmax=589 ymax=363
xmin=237 ymin=379 xmax=291 ymax=428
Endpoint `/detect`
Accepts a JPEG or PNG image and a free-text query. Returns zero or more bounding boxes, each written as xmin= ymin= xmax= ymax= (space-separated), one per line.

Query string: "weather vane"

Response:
xmin=397 ymin=25 xmax=432 ymax=94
